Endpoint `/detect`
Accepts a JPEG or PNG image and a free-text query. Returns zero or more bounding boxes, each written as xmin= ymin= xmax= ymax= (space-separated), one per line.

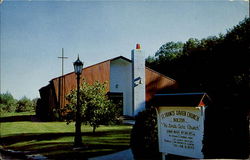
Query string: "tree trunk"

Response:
xmin=93 ymin=126 xmax=96 ymax=133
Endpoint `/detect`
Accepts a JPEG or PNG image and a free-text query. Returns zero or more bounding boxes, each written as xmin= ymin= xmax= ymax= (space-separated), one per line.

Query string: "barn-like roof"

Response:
xmin=51 ymin=56 xmax=175 ymax=83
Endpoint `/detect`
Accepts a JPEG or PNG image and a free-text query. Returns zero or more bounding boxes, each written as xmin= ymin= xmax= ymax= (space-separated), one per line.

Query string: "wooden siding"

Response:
xmin=145 ymin=67 xmax=178 ymax=102
xmin=51 ymin=60 xmax=111 ymax=110
xmin=37 ymin=83 xmax=57 ymax=120
xmin=38 ymin=56 xmax=178 ymax=120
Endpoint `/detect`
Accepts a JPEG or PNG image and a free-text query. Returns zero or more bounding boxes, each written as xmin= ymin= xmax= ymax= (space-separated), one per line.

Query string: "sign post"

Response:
xmin=154 ymin=93 xmax=210 ymax=159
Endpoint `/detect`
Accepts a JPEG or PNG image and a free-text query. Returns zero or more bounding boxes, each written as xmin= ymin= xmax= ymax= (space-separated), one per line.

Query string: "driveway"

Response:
xmin=88 ymin=149 xmax=134 ymax=160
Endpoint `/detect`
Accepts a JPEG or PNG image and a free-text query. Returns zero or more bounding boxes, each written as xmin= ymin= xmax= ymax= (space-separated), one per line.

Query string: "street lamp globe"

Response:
xmin=73 ymin=56 xmax=83 ymax=75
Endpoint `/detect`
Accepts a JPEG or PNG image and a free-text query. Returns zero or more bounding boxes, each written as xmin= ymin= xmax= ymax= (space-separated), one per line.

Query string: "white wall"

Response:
xmin=110 ymin=58 xmax=133 ymax=116
xmin=132 ymin=49 xmax=146 ymax=116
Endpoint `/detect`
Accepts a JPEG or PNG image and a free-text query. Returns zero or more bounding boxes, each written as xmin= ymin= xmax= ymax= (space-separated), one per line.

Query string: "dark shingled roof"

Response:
xmin=153 ymin=92 xmax=211 ymax=107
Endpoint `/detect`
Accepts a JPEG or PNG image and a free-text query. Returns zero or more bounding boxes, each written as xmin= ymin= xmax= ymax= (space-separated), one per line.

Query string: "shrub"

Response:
xmin=16 ymin=96 xmax=34 ymax=112
xmin=130 ymin=107 xmax=161 ymax=160
xmin=0 ymin=92 xmax=17 ymax=113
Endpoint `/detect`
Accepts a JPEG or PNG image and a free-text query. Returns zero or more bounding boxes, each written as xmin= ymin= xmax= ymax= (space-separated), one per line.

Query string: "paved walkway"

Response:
xmin=88 ymin=149 xmax=134 ymax=160
xmin=1 ymin=146 xmax=134 ymax=160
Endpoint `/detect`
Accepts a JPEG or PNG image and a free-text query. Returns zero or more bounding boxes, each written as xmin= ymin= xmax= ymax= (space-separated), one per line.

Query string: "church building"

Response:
xmin=37 ymin=44 xmax=178 ymax=120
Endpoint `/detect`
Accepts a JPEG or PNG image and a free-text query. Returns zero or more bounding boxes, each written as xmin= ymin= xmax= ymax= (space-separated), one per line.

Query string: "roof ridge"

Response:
xmin=50 ymin=56 xmax=176 ymax=83
xmin=145 ymin=67 xmax=176 ymax=82
xmin=50 ymin=56 xmax=128 ymax=81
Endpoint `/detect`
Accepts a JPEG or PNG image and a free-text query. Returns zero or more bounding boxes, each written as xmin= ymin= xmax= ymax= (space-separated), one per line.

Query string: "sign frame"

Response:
xmin=156 ymin=106 xmax=206 ymax=159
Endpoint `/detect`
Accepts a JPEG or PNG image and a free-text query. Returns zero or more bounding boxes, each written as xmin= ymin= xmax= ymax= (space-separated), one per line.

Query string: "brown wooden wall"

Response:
xmin=51 ymin=60 xmax=111 ymax=110
xmin=37 ymin=83 xmax=58 ymax=120
xmin=145 ymin=67 xmax=178 ymax=102
xmin=38 ymin=57 xmax=178 ymax=120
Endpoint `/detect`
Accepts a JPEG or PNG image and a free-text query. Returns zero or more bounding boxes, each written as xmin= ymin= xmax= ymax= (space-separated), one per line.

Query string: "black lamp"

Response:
xmin=73 ymin=55 xmax=83 ymax=75
xmin=73 ymin=55 xmax=83 ymax=147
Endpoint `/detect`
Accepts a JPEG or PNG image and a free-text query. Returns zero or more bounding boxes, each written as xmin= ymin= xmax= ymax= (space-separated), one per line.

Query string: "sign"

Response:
xmin=156 ymin=106 xmax=206 ymax=159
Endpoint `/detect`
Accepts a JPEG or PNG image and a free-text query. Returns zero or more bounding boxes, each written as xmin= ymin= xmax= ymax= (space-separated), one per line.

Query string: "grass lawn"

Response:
xmin=0 ymin=111 xmax=35 ymax=117
xmin=0 ymin=112 xmax=132 ymax=159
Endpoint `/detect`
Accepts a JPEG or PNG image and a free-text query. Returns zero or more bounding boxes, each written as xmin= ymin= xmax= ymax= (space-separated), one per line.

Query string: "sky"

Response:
xmin=0 ymin=0 xmax=249 ymax=100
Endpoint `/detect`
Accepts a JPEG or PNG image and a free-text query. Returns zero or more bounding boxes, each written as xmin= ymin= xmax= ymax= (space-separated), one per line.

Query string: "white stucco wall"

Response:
xmin=110 ymin=58 xmax=133 ymax=116
xmin=132 ymin=49 xmax=146 ymax=116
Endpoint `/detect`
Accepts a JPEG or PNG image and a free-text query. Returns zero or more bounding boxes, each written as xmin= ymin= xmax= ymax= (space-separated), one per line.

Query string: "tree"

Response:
xmin=0 ymin=92 xmax=17 ymax=113
xmin=146 ymin=41 xmax=184 ymax=78
xmin=144 ymin=18 xmax=250 ymax=158
xmin=63 ymin=81 xmax=120 ymax=133
xmin=32 ymin=98 xmax=39 ymax=111
xmin=155 ymin=41 xmax=184 ymax=61
xmin=145 ymin=55 xmax=156 ymax=64
xmin=183 ymin=38 xmax=200 ymax=54
xmin=16 ymin=96 xmax=34 ymax=112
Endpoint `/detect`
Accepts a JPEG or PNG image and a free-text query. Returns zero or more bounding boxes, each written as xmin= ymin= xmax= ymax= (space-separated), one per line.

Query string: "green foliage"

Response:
xmin=130 ymin=107 xmax=160 ymax=160
xmin=155 ymin=41 xmax=184 ymax=62
xmin=145 ymin=18 xmax=250 ymax=158
xmin=16 ymin=96 xmax=35 ymax=112
xmin=63 ymin=81 xmax=120 ymax=133
xmin=146 ymin=18 xmax=250 ymax=102
xmin=0 ymin=92 xmax=36 ymax=113
xmin=183 ymin=38 xmax=201 ymax=54
xmin=145 ymin=55 xmax=156 ymax=64
xmin=0 ymin=92 xmax=17 ymax=113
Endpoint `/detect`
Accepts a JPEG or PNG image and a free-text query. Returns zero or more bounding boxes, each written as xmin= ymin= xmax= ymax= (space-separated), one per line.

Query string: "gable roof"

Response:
xmin=51 ymin=56 xmax=175 ymax=83
xmin=111 ymin=56 xmax=176 ymax=83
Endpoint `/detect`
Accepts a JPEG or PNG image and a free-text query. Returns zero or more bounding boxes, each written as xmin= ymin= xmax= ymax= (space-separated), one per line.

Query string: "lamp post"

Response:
xmin=73 ymin=55 xmax=83 ymax=147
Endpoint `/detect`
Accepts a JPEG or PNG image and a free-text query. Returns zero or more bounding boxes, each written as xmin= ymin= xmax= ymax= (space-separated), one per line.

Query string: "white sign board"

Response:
xmin=156 ymin=106 xmax=206 ymax=159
